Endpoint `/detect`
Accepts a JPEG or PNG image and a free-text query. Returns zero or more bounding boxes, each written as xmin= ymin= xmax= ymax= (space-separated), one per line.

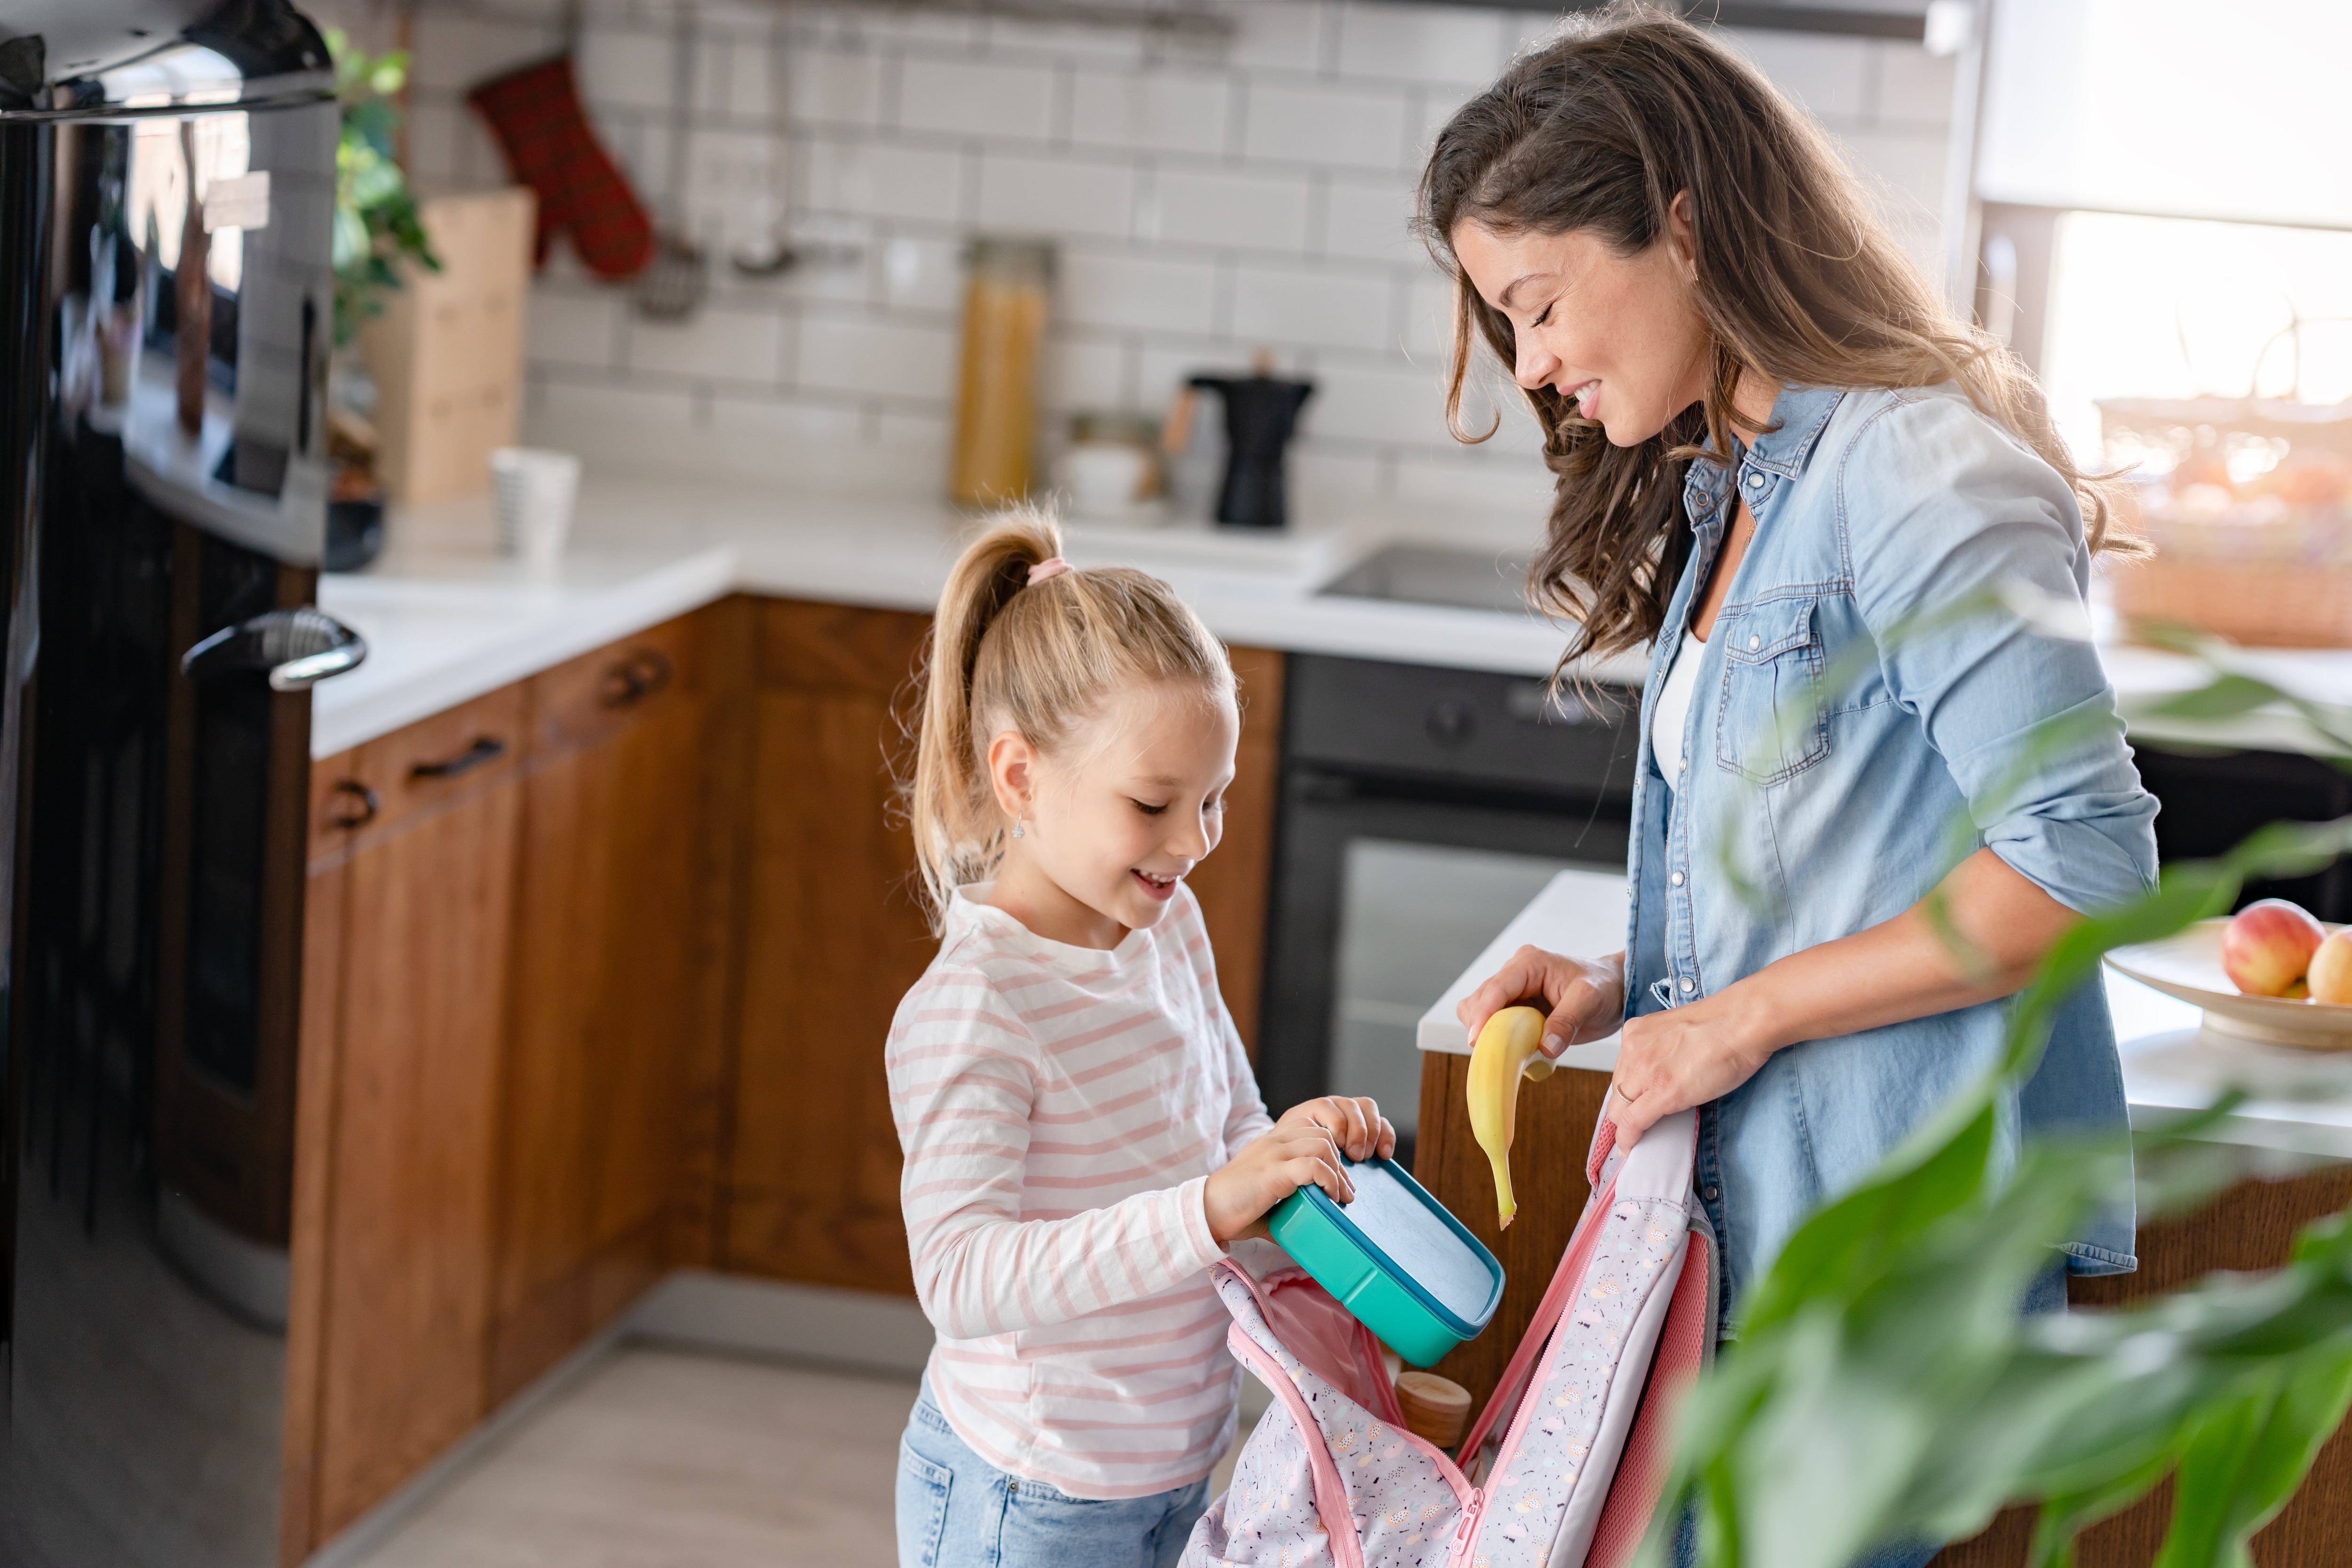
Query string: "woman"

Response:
xmin=1429 ymin=12 xmax=2157 ymax=1558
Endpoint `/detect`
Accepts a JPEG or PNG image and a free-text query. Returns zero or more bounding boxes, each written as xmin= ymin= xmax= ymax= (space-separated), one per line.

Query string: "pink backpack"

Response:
xmin=1184 ymin=1107 xmax=1716 ymax=1568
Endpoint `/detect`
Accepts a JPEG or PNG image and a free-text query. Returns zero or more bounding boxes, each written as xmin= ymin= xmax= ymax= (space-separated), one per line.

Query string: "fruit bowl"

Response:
xmin=2105 ymin=918 xmax=2352 ymax=1050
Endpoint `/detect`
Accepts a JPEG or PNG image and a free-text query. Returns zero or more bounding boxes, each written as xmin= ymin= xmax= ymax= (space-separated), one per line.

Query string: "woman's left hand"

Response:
xmin=1609 ymin=997 xmax=1772 ymax=1154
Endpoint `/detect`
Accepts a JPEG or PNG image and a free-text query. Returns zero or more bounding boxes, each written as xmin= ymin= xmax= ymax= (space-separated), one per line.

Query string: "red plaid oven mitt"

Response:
xmin=467 ymin=55 xmax=654 ymax=280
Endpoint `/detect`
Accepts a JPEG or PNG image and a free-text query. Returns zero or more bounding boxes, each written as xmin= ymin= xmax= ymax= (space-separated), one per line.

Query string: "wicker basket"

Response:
xmin=2099 ymin=397 xmax=2352 ymax=648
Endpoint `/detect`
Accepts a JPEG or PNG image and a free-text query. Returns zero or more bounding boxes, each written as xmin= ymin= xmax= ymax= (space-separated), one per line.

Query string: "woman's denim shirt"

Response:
xmin=1625 ymin=381 xmax=2159 ymax=1317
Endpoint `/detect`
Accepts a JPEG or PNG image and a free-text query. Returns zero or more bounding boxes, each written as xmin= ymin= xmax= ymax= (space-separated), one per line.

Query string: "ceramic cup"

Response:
xmin=1055 ymin=442 xmax=1162 ymax=523
xmin=490 ymin=447 xmax=582 ymax=565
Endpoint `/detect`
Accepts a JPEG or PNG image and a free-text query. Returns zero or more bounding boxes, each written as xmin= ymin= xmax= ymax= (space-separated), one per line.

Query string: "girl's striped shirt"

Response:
xmin=886 ymin=881 xmax=1273 ymax=1499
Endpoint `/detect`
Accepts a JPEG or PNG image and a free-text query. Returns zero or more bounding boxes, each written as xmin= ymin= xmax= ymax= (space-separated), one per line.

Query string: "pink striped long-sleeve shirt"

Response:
xmin=886 ymin=881 xmax=1274 ymax=1499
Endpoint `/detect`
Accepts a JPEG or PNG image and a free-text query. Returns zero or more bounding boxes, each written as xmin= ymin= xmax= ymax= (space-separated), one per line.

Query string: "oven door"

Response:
xmin=1258 ymin=655 xmax=1640 ymax=1166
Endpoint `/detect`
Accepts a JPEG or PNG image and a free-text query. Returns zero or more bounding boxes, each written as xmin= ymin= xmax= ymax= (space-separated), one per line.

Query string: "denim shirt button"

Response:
xmin=1670 ymin=870 xmax=1683 ymax=887
xmin=1702 ymin=1185 xmax=1721 ymax=1203
xmin=1748 ymin=634 xmax=1761 ymax=650
xmin=1679 ymin=976 xmax=1695 ymax=992
xmin=1746 ymin=470 xmax=1764 ymax=488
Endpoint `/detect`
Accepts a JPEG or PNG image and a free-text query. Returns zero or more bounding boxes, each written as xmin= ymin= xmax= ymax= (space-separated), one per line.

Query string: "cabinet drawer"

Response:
xmin=312 ymin=685 xmax=530 ymax=846
xmin=531 ymin=613 xmax=706 ymax=757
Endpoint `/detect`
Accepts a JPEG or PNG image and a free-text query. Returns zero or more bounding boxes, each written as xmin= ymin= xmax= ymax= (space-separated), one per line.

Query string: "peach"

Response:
xmin=2311 ymin=931 xmax=2352 ymax=1004
xmin=2221 ymin=899 xmax=2326 ymax=997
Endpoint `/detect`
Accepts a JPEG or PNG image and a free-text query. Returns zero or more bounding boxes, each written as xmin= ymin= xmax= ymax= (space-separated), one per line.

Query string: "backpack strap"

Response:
xmin=1456 ymin=1106 xmax=1699 ymax=1470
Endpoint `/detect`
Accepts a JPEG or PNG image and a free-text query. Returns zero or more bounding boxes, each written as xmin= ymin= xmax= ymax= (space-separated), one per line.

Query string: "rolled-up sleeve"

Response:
xmin=1843 ymin=393 xmax=2159 ymax=914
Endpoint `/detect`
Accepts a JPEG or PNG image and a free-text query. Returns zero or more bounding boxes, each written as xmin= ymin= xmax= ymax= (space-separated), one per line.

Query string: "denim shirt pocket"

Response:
xmin=1712 ymin=595 xmax=1829 ymax=786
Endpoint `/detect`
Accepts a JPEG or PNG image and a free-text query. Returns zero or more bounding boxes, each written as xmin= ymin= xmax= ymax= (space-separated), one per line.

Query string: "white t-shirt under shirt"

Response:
xmin=885 ymin=881 xmax=1273 ymax=1499
xmin=1651 ymin=625 xmax=1708 ymax=787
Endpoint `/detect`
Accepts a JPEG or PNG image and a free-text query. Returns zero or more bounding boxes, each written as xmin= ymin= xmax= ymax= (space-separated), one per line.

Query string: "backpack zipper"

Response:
xmin=1447 ymin=1489 xmax=1486 ymax=1563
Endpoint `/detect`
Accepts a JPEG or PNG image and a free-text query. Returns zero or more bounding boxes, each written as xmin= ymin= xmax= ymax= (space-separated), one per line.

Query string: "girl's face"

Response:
xmin=985 ymin=678 xmax=1239 ymax=951
xmin=1451 ymin=201 xmax=1711 ymax=448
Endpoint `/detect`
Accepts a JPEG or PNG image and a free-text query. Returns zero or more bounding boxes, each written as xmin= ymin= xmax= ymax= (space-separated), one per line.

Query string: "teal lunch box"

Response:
xmin=1266 ymin=1156 xmax=1505 ymax=1368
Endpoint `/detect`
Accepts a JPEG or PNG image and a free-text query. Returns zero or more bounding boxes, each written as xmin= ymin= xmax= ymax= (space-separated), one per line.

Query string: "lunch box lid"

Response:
xmin=1282 ymin=1157 xmax=1504 ymax=1338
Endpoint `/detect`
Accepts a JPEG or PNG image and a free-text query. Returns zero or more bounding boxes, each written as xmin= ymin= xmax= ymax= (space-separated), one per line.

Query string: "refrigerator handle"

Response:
xmin=181 ymin=607 xmax=368 ymax=692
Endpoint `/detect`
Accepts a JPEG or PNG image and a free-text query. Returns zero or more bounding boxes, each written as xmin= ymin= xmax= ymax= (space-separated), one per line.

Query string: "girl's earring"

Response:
xmin=1011 ymin=817 xmax=1027 ymax=840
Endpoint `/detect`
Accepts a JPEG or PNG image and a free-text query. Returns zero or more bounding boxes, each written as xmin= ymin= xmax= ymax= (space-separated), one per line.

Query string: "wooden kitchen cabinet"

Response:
xmin=487 ymin=612 xmax=716 ymax=1402
xmin=714 ymin=602 xmax=1289 ymax=1294
xmin=282 ymin=686 xmax=530 ymax=1555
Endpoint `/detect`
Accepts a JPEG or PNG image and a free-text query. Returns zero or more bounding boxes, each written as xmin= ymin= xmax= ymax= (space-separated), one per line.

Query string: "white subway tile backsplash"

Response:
xmin=579 ymin=26 xmax=679 ymax=114
xmin=626 ymin=305 xmax=787 ymax=382
xmin=410 ymin=13 xmax=556 ymax=95
xmin=1148 ymin=166 xmax=1312 ymax=252
xmin=460 ymin=0 xmax=1947 ymax=501
xmin=1223 ymin=0 xmax=1332 ymax=73
xmin=1070 ymin=69 xmax=1232 ymax=158
xmin=897 ymin=55 xmax=1057 ymax=142
xmin=1305 ymin=356 xmax=1449 ymax=445
xmin=525 ymin=378 xmax=698 ymax=454
xmin=1060 ymin=249 xmax=1217 ymax=335
xmin=791 ymin=47 xmax=885 ymax=128
xmin=879 ymin=233 xmax=966 ymax=312
xmin=1392 ymin=445 xmax=1554 ymax=515
xmin=1720 ymin=28 xmax=1869 ymax=123
xmin=524 ymin=289 xmax=622 ymax=369
xmin=796 ymin=312 xmax=959 ymax=401
xmin=708 ymin=391 xmax=863 ymax=446
xmin=1403 ymin=272 xmax=1455 ymax=361
xmin=1320 ymin=173 xmax=1421 ymax=265
xmin=977 ymin=152 xmax=1135 ymax=239
xmin=404 ymin=98 xmax=464 ymax=190
xmin=1242 ymin=80 xmax=1408 ymax=171
xmin=1333 ymin=3 xmax=1506 ymax=88
xmin=805 ymin=136 xmax=964 ymax=223
xmin=1231 ymin=261 xmax=1391 ymax=353
xmin=1042 ymin=333 xmax=1129 ymax=414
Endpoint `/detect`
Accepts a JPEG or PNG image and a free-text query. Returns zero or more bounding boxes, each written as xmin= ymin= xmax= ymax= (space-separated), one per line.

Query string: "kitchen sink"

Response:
xmin=1317 ymin=543 xmax=1531 ymax=615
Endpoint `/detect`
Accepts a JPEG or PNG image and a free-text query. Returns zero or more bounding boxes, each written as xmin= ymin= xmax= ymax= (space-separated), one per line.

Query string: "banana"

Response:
xmin=1466 ymin=1005 xmax=1554 ymax=1230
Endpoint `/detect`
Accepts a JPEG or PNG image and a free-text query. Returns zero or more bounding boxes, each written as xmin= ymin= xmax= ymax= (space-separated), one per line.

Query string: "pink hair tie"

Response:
xmin=1027 ymin=557 xmax=1073 ymax=587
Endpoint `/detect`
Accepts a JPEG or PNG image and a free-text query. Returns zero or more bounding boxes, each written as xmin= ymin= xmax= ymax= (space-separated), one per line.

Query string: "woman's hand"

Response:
xmin=1607 ymin=995 xmax=1773 ymax=1154
xmin=1202 ymin=1097 xmax=1396 ymax=1244
xmin=1456 ymin=946 xmax=1626 ymax=1059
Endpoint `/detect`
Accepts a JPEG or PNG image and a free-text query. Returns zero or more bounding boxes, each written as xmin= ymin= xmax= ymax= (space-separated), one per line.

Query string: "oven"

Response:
xmin=1257 ymin=654 xmax=1640 ymax=1168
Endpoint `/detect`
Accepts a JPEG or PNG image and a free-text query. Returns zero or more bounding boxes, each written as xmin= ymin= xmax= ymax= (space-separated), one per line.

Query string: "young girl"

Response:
xmin=889 ymin=511 xmax=1393 ymax=1568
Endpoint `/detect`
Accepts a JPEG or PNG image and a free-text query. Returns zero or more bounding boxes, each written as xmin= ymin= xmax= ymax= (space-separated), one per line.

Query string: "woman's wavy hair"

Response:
xmin=1416 ymin=2 xmax=2132 ymax=670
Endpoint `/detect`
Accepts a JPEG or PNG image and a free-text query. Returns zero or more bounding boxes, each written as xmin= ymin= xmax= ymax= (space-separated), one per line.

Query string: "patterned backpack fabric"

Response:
xmin=1184 ymin=1107 xmax=1716 ymax=1568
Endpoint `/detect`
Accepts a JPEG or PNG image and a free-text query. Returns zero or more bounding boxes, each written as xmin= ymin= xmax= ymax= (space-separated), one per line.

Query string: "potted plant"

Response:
xmin=324 ymin=29 xmax=438 ymax=571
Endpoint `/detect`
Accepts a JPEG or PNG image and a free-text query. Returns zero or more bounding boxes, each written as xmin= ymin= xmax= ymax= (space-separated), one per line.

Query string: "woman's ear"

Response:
xmin=1666 ymin=189 xmax=1698 ymax=279
xmin=985 ymin=728 xmax=1041 ymax=825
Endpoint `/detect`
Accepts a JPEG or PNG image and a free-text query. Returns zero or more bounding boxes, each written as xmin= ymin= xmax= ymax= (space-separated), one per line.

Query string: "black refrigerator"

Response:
xmin=0 ymin=5 xmax=367 ymax=1564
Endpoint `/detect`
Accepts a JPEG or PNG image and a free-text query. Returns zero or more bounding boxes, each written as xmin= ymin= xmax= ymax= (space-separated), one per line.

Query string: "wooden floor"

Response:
xmin=342 ymin=1347 xmax=1266 ymax=1566
xmin=344 ymin=1350 xmax=919 ymax=1568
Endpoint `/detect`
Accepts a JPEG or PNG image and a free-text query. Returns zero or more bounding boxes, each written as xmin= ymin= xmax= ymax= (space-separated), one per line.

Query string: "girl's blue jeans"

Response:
xmin=895 ymin=1378 xmax=1211 ymax=1568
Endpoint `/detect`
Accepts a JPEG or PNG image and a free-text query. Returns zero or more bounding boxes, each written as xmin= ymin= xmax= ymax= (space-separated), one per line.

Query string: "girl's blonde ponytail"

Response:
xmin=906 ymin=505 xmax=1233 ymax=926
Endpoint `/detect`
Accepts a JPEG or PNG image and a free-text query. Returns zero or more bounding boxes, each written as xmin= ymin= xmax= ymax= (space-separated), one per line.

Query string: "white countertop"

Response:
xmin=311 ymin=474 xmax=1632 ymax=759
xmin=314 ymin=471 xmax=2352 ymax=762
xmin=1415 ymin=870 xmax=2352 ymax=1162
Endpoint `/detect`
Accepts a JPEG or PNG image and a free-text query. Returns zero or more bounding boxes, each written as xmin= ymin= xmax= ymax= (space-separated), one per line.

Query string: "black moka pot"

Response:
xmin=1187 ymin=360 xmax=1315 ymax=529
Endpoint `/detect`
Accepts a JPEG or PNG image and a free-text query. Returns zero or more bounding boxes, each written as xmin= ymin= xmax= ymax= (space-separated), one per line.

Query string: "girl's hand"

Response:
xmin=1609 ymin=995 xmax=1772 ymax=1154
xmin=1205 ymin=1124 xmax=1356 ymax=1243
xmin=1456 ymin=946 xmax=1626 ymax=1060
xmin=1272 ymin=1095 xmax=1397 ymax=1163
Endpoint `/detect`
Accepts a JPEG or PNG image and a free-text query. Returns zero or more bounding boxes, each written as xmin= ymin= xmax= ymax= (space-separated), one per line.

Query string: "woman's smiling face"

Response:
xmin=1450 ymin=202 xmax=1713 ymax=448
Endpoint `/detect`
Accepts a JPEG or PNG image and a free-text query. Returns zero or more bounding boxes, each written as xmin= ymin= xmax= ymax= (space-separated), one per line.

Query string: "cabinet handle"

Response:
xmin=598 ymin=648 xmax=675 ymax=710
xmin=410 ymin=736 xmax=507 ymax=780
xmin=326 ymin=779 xmax=379 ymax=829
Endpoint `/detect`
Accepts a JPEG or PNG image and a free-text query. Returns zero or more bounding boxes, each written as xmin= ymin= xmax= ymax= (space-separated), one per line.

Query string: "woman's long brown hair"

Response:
xmin=1417 ymin=2 xmax=2132 ymax=670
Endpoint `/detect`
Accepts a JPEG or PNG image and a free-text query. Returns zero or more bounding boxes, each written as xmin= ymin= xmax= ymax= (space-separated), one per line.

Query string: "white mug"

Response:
xmin=489 ymin=448 xmax=582 ymax=565
xmin=1055 ymin=443 xmax=1157 ymax=519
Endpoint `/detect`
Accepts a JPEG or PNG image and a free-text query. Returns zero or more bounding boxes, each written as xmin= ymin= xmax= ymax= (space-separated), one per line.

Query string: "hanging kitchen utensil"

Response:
xmin=634 ymin=0 xmax=707 ymax=321
xmin=467 ymin=0 xmax=654 ymax=279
